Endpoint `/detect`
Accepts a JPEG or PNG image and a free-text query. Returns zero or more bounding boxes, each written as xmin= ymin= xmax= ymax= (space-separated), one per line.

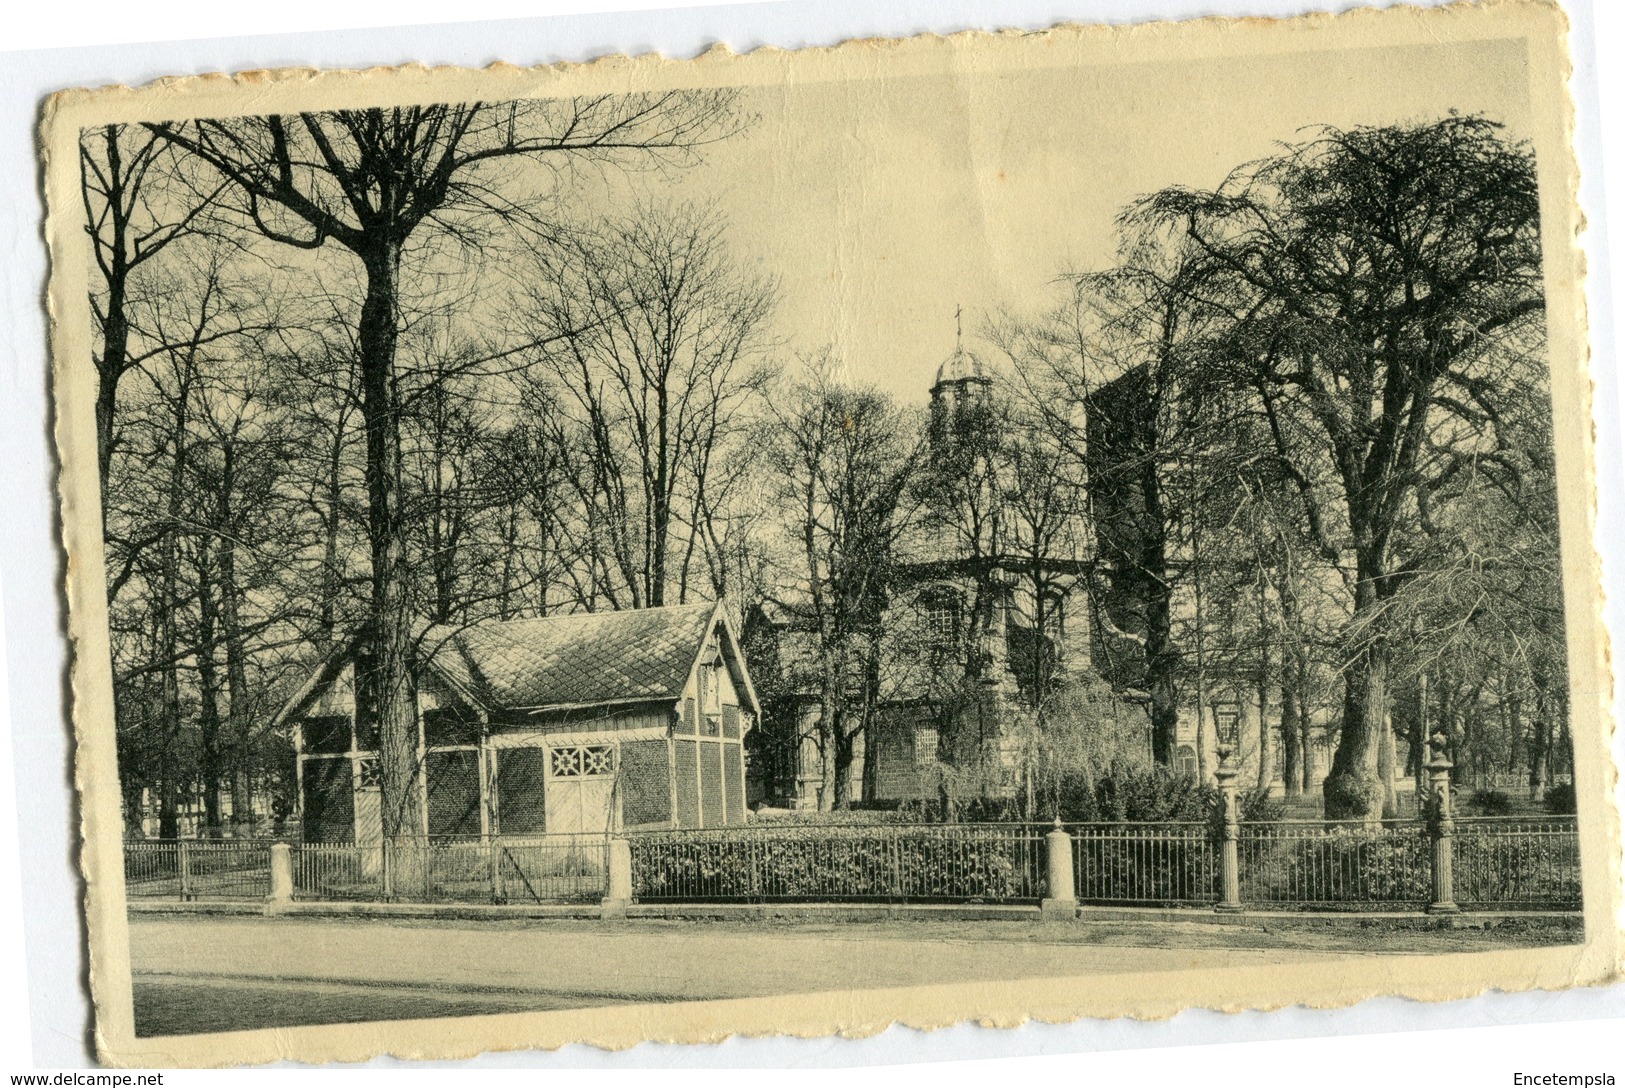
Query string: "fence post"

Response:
xmin=889 ymin=828 xmax=903 ymax=904
xmin=602 ymin=837 xmax=632 ymax=920
xmin=1425 ymin=732 xmax=1460 ymax=915
xmin=178 ymin=841 xmax=193 ymax=902
xmin=1213 ymin=742 xmax=1243 ymax=913
xmin=266 ymin=843 xmax=294 ymax=914
xmin=1041 ymin=820 xmax=1078 ymax=920
xmin=489 ymin=838 xmax=506 ymax=904
xmin=381 ymin=839 xmax=395 ymax=902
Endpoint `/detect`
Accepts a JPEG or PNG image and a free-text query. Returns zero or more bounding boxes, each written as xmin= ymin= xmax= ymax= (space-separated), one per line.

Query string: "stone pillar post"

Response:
xmin=1041 ymin=820 xmax=1078 ymax=921
xmin=1425 ymin=732 xmax=1459 ymax=915
xmin=1214 ymin=741 xmax=1242 ymax=913
xmin=178 ymin=841 xmax=193 ymax=902
xmin=602 ymin=837 xmax=632 ymax=920
xmin=266 ymin=842 xmax=294 ymax=914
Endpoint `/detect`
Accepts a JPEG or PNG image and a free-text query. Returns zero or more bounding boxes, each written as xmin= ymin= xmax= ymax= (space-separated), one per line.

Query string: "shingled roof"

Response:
xmin=422 ymin=602 xmax=727 ymax=713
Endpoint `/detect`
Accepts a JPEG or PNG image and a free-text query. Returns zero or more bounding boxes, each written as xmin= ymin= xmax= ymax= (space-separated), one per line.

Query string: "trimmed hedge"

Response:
xmin=629 ymin=825 xmax=1044 ymax=903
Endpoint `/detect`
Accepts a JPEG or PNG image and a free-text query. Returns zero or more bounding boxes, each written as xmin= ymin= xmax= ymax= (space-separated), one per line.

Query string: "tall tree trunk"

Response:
xmin=357 ymin=242 xmax=420 ymax=846
xmin=1411 ymin=673 xmax=1428 ymax=796
xmin=649 ymin=390 xmax=670 ymax=608
xmin=860 ymin=647 xmax=881 ymax=803
xmin=1146 ymin=593 xmax=1179 ymax=767
xmin=1140 ymin=451 xmax=1178 ymax=766
xmin=1463 ymin=690 xmax=1484 ymax=784
xmin=817 ymin=660 xmax=840 ymax=813
xmin=96 ymin=280 xmax=129 ymax=499
xmin=1191 ymin=580 xmax=1211 ymax=783
xmin=1299 ymin=684 xmax=1316 ymax=795
xmin=157 ymin=758 xmax=181 ymax=839
xmin=218 ymin=455 xmax=254 ymax=837
xmin=91 ymin=125 xmax=131 ymax=501
xmin=195 ymin=536 xmax=225 ymax=837
xmin=317 ymin=422 xmax=346 ymax=651
xmin=1556 ymin=709 xmax=1573 ymax=782
xmin=832 ymin=723 xmax=855 ymax=812
xmin=1323 ymin=550 xmax=1390 ymax=821
xmin=156 ymin=397 xmax=189 ymax=839
xmin=1377 ymin=710 xmax=1398 ymax=819
xmin=1273 ymin=557 xmax=1316 ymax=796
xmin=1255 ymin=636 xmax=1273 ymax=791
xmin=498 ymin=503 xmax=519 ymax=620
xmin=1504 ymin=692 xmax=1522 ymax=776
xmin=1280 ymin=674 xmax=1302 ymax=799
xmin=1529 ymin=656 xmax=1552 ymax=798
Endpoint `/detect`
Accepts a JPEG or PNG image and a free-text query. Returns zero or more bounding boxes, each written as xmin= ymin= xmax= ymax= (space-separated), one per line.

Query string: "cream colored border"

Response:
xmin=40 ymin=0 xmax=1620 ymax=1068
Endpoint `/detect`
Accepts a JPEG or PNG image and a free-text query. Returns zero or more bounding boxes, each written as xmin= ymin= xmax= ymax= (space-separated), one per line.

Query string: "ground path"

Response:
xmin=127 ymin=913 xmax=1569 ymax=1037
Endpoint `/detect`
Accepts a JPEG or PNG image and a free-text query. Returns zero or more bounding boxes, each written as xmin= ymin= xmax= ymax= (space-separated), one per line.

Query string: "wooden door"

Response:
xmin=545 ymin=743 xmax=618 ymax=835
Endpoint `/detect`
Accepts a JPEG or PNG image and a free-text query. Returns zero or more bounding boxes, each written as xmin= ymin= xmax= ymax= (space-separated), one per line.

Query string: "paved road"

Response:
xmin=126 ymin=913 xmax=1541 ymax=1037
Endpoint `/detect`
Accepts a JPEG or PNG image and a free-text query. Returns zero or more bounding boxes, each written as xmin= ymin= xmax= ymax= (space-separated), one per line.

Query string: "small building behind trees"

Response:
xmin=281 ymin=602 xmax=757 ymax=844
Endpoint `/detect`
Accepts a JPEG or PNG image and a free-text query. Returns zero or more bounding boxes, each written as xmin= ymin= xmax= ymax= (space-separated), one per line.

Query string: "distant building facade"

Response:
xmin=745 ymin=340 xmax=1355 ymax=812
xmin=746 ymin=335 xmax=1095 ymax=810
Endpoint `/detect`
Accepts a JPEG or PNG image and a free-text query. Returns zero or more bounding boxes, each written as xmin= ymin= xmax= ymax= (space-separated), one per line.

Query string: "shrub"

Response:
xmin=1454 ymin=833 xmax=1581 ymax=907
xmin=1467 ymin=789 xmax=1514 ymax=816
xmin=1543 ymin=783 xmax=1577 ymax=815
xmin=1243 ymin=826 xmax=1429 ymax=907
xmin=627 ymin=825 xmax=1043 ymax=902
xmin=748 ymin=808 xmax=915 ymax=826
xmin=1240 ymin=787 xmax=1286 ymax=822
xmin=1089 ymin=766 xmax=1216 ymax=822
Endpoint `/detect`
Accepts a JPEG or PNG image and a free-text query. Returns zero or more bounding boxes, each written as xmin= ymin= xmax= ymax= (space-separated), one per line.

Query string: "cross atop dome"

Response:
xmin=931 ymin=305 xmax=993 ymax=400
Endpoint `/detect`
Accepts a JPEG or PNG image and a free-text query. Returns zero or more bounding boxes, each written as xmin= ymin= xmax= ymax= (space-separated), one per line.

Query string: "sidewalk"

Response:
xmin=127 ymin=895 xmax=1584 ymax=931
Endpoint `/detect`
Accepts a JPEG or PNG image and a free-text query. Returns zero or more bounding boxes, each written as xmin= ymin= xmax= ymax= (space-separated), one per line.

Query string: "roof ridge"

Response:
xmin=426 ymin=600 xmax=717 ymax=633
xmin=417 ymin=600 xmax=727 ymax=714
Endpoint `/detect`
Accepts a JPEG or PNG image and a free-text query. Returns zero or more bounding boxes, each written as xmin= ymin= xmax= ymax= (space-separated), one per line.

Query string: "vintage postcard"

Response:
xmin=41 ymin=0 xmax=1621 ymax=1068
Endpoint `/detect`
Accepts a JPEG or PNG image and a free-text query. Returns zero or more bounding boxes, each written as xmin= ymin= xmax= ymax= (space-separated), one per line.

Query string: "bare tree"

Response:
xmin=79 ymin=125 xmax=223 ymax=494
xmin=520 ymin=202 xmax=774 ymax=610
xmin=762 ymin=366 xmax=922 ymax=810
xmin=147 ymin=97 xmax=746 ymax=843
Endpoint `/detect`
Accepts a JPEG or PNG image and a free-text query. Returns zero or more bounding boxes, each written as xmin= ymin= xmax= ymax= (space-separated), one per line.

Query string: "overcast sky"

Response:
xmin=562 ymin=33 xmax=1535 ymax=404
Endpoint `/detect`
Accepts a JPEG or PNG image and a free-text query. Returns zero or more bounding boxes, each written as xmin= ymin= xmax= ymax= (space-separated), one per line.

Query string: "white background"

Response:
xmin=0 ymin=0 xmax=1622 ymax=1079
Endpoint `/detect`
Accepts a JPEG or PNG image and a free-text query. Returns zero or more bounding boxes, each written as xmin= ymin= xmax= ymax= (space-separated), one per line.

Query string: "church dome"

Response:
xmin=934 ymin=344 xmax=990 ymax=388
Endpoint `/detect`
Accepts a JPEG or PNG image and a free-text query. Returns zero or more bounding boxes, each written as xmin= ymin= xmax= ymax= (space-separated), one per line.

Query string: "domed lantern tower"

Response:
xmin=929 ymin=306 xmax=994 ymax=421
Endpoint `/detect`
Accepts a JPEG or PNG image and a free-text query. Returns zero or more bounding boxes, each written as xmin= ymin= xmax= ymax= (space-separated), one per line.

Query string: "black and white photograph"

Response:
xmin=38 ymin=0 xmax=1619 ymax=1066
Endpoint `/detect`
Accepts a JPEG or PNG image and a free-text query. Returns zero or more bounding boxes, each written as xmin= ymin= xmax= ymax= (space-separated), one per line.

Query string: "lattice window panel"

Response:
xmin=549 ymin=744 xmax=615 ymax=778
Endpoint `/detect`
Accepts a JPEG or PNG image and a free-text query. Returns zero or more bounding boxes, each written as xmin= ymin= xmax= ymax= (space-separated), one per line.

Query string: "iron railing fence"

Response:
xmin=124 ymin=839 xmax=273 ymax=900
xmin=627 ymin=822 xmax=1047 ymax=903
xmin=1452 ymin=816 xmax=1581 ymax=910
xmin=292 ymin=841 xmax=385 ymax=901
xmin=122 ymin=816 xmax=1583 ymax=912
xmin=293 ymin=836 xmax=610 ymax=903
xmin=1067 ymin=822 xmax=1219 ymax=905
xmin=1237 ymin=820 xmax=1432 ymax=910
